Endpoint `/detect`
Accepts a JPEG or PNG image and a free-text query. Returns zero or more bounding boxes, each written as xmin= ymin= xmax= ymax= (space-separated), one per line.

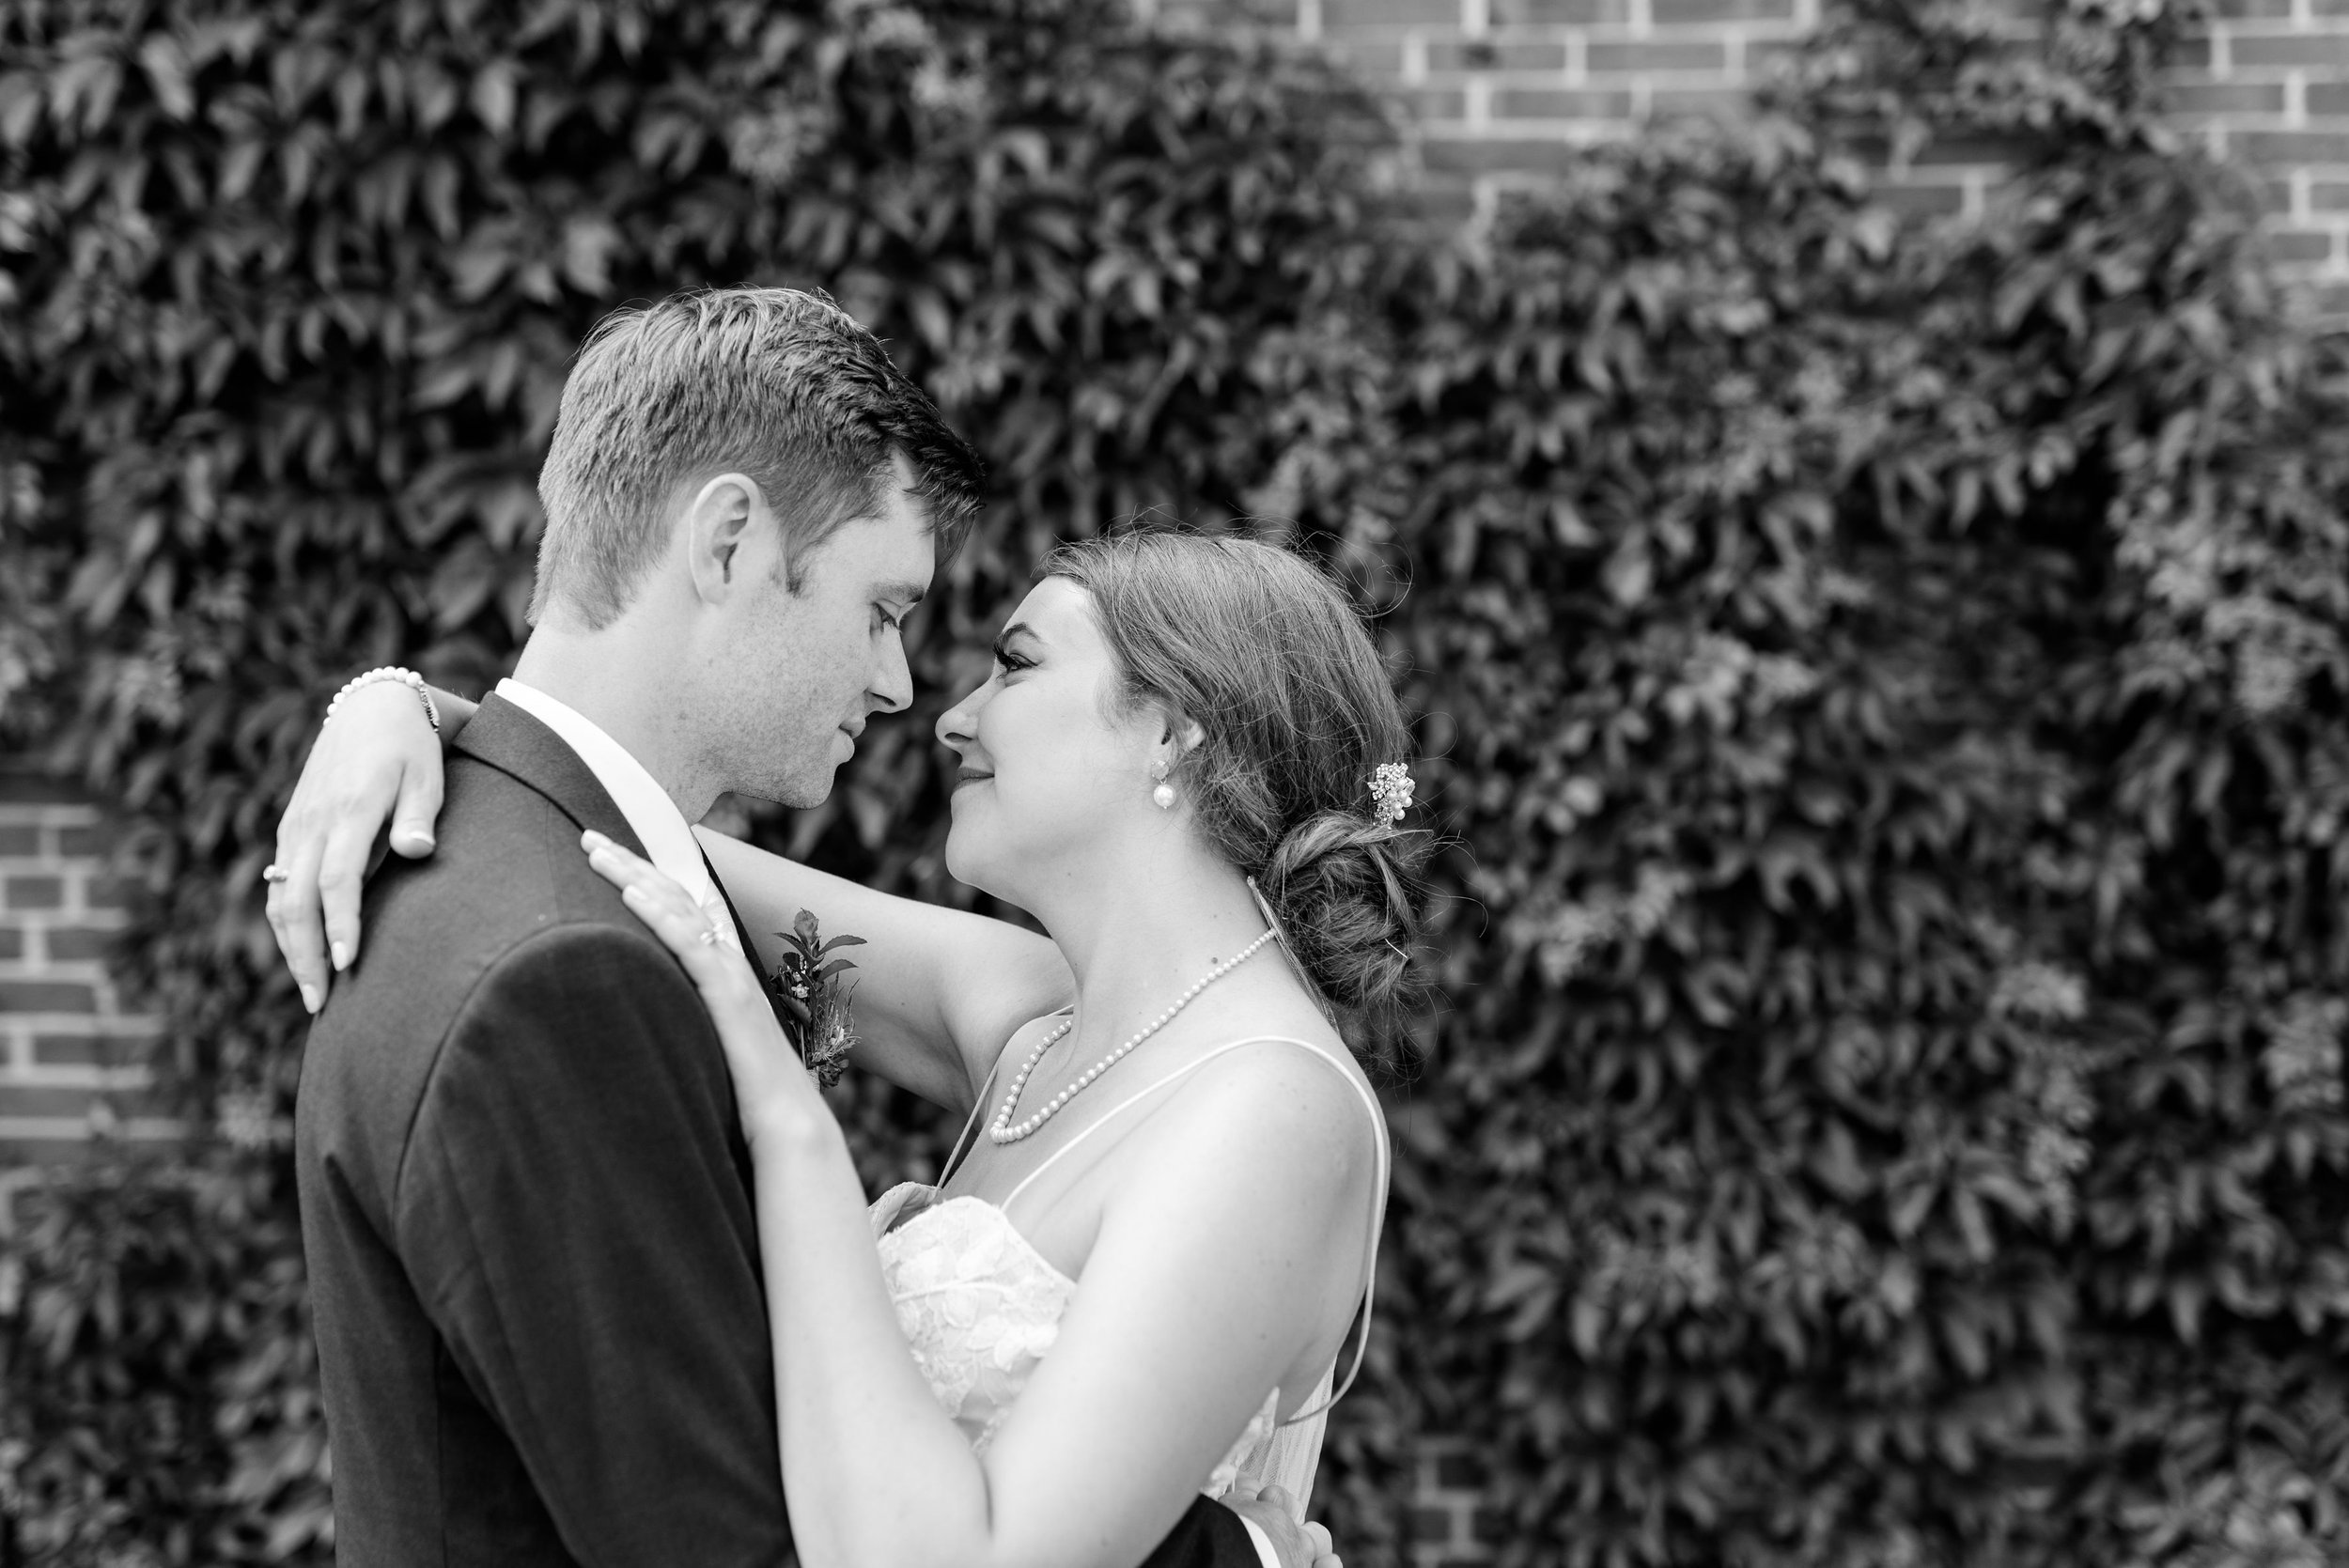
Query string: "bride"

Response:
xmin=272 ymin=530 xmax=1430 ymax=1568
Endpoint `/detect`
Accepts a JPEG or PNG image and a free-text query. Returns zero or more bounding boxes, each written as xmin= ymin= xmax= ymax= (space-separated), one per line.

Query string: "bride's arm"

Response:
xmin=265 ymin=676 xmax=1058 ymax=1110
xmin=696 ymin=828 xmax=1067 ymax=1111
xmin=267 ymin=679 xmax=476 ymax=1014
xmin=586 ymin=835 xmax=1375 ymax=1568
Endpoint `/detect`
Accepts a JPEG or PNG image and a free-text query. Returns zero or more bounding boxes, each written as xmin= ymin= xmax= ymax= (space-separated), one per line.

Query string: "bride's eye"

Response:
xmin=989 ymin=636 xmax=1034 ymax=675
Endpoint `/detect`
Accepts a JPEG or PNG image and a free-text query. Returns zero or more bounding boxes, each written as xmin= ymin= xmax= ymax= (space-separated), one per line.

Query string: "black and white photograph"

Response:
xmin=2 ymin=1 xmax=2345 ymax=1565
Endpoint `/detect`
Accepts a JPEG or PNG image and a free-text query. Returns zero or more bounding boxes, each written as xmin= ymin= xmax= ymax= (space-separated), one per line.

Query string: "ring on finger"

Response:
xmin=262 ymin=864 xmax=290 ymax=883
xmin=696 ymin=925 xmax=723 ymax=946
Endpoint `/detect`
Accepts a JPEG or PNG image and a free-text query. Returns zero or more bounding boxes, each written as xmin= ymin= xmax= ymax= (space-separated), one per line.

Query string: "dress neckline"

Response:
xmin=877 ymin=1185 xmax=1078 ymax=1290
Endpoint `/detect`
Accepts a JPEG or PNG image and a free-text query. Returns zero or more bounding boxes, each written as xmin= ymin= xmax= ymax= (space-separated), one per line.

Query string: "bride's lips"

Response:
xmin=952 ymin=768 xmax=993 ymax=790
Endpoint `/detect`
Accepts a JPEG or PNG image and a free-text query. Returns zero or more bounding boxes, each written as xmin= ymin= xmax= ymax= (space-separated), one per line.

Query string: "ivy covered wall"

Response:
xmin=4 ymin=1 xmax=2346 ymax=1564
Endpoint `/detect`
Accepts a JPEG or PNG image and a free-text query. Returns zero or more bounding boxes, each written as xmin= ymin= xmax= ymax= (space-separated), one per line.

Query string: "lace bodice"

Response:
xmin=870 ymin=1183 xmax=1313 ymax=1505
xmin=866 ymin=1032 xmax=1386 ymax=1520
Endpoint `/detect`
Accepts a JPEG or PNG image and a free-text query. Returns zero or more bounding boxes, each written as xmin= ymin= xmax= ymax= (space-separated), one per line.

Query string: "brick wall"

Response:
xmin=1298 ymin=0 xmax=2349 ymax=317
xmin=0 ymin=771 xmax=171 ymax=1171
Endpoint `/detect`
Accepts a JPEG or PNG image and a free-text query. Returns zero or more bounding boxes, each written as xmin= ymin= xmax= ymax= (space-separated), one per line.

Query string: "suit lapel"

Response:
xmin=450 ymin=694 xmax=649 ymax=862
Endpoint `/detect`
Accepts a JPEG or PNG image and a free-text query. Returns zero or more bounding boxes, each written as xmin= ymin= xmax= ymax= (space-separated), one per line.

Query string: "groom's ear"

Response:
xmin=682 ymin=473 xmax=764 ymax=605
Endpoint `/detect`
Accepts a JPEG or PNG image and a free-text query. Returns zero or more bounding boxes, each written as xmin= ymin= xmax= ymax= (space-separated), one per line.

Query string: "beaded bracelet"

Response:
xmin=325 ymin=666 xmax=440 ymax=733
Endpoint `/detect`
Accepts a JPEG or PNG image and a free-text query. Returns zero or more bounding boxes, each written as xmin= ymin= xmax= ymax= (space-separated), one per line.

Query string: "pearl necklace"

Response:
xmin=988 ymin=929 xmax=1279 ymax=1144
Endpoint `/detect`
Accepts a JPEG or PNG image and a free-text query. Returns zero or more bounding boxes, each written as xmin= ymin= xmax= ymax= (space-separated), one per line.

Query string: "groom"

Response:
xmin=293 ymin=289 xmax=1302 ymax=1566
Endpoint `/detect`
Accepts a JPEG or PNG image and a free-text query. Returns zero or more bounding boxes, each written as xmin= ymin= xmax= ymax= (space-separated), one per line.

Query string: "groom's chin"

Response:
xmin=729 ymin=767 xmax=836 ymax=814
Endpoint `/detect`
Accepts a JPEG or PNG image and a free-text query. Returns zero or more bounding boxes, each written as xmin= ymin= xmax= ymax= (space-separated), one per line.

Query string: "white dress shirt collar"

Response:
xmin=494 ymin=677 xmax=718 ymax=916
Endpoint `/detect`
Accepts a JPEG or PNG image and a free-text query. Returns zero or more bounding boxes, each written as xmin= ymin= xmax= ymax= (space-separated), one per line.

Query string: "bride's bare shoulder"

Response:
xmin=1141 ymin=1009 xmax=1383 ymax=1184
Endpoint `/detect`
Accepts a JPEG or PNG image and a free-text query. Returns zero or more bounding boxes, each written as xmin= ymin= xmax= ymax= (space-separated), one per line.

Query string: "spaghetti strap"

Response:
xmin=996 ymin=1034 xmax=1389 ymax=1427
xmin=938 ymin=1051 xmax=1005 ymax=1188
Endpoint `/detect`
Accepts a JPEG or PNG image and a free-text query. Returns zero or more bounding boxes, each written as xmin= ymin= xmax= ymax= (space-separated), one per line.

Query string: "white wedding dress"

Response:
xmin=867 ymin=1033 xmax=1388 ymax=1518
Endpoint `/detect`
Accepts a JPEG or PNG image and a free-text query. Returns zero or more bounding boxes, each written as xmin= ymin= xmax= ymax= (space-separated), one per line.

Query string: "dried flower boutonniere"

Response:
xmin=769 ymin=908 xmax=866 ymax=1088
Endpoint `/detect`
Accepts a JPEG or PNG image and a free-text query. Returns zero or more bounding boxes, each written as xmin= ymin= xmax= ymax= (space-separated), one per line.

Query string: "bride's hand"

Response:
xmin=268 ymin=681 xmax=448 ymax=1014
xmin=581 ymin=831 xmax=826 ymax=1141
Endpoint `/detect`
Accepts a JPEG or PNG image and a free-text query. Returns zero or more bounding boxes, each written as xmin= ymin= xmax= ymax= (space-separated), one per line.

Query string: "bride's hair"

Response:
xmin=1041 ymin=529 xmax=1433 ymax=1062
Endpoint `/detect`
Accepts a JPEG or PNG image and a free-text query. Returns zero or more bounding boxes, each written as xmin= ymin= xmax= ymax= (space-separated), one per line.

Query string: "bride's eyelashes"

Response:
xmin=988 ymin=635 xmax=1034 ymax=676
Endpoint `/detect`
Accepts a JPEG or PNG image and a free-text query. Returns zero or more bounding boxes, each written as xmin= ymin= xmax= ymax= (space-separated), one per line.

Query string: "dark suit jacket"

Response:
xmin=296 ymin=694 xmax=1263 ymax=1568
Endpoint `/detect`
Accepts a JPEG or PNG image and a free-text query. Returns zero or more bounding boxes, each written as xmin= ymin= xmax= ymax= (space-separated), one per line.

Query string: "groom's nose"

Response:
xmin=869 ymin=631 xmax=912 ymax=715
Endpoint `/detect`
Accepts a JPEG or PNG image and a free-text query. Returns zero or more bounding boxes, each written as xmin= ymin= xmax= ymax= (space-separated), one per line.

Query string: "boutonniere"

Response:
xmin=768 ymin=908 xmax=866 ymax=1088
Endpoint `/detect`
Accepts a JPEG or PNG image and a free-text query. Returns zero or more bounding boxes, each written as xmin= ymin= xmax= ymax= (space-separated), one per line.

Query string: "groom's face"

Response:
xmin=715 ymin=472 xmax=934 ymax=809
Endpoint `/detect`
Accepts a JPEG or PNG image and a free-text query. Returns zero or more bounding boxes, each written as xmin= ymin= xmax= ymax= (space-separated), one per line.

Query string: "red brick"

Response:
xmin=1394 ymin=182 xmax=1478 ymax=225
xmin=2241 ymin=132 xmax=2349 ymax=165
xmin=1587 ymin=39 xmax=1728 ymax=74
xmin=2203 ymin=0 xmax=2295 ymax=13
xmin=0 ymin=980 xmax=97 ymax=1013
xmin=0 ymin=928 xmax=17 ymax=960
xmin=2263 ymin=177 xmax=2300 ymax=214
xmin=54 ymin=824 xmax=115 ymax=856
xmin=1407 ymin=88 xmax=1469 ymax=120
xmin=2312 ymin=180 xmax=2349 ymax=211
xmin=41 ymin=927 xmax=121 ymax=963
xmin=1913 ymin=136 xmax=2024 ymax=166
xmin=2169 ymin=35 xmax=2215 ymax=70
xmin=1328 ymin=37 xmax=1405 ymax=76
xmin=2169 ymin=81 xmax=2288 ymax=116
xmin=2265 ymin=228 xmax=2341 ymax=264
xmin=1425 ymin=39 xmax=1569 ymax=71
xmin=2308 ymin=83 xmax=2349 ymax=118
xmin=2295 ymin=278 xmax=2349 ymax=319
xmin=0 ymin=827 xmax=38 ymax=856
xmin=1491 ymin=0 xmax=1631 ymax=20
xmin=33 ymin=1032 xmax=148 ymax=1065
xmin=2232 ymin=36 xmax=2349 ymax=70
xmin=4 ymin=877 xmax=62 ymax=910
xmin=1496 ymin=87 xmax=1636 ymax=118
xmin=84 ymin=877 xmax=141 ymax=909
xmin=0 ymin=1134 xmax=103 ymax=1167
xmin=1422 ymin=136 xmax=1606 ymax=173
xmin=1652 ymin=0 xmax=1793 ymax=20
xmin=1323 ymin=0 xmax=1458 ymax=23
xmin=0 ymin=1086 xmax=160 ymax=1120
xmin=1409 ymin=1507 xmax=1457 ymax=1543
xmin=1649 ymin=86 xmax=1749 ymax=119
xmin=0 ymin=771 xmax=81 ymax=804
xmin=2314 ymin=0 xmax=2349 ymax=14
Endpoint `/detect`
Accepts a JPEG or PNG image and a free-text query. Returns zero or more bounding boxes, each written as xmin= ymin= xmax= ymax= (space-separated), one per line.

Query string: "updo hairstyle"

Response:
xmin=1041 ymin=530 xmax=1433 ymax=1061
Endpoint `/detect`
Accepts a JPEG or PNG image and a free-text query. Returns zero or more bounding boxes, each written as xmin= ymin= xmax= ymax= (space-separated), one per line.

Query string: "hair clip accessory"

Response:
xmin=1369 ymin=762 xmax=1414 ymax=826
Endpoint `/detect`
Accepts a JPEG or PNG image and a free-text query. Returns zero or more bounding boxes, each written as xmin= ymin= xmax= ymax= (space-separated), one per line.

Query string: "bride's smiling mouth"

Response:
xmin=952 ymin=768 xmax=993 ymax=789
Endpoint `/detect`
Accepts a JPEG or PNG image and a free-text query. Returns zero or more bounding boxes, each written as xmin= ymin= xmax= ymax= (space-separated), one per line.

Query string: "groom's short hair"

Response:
xmin=530 ymin=287 xmax=986 ymax=628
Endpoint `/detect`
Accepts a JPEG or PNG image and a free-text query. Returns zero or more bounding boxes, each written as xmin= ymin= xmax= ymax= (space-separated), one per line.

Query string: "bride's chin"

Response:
xmin=941 ymin=831 xmax=1018 ymax=909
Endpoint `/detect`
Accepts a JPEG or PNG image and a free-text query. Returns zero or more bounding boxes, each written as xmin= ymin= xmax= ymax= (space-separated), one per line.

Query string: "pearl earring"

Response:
xmin=1151 ymin=761 xmax=1175 ymax=811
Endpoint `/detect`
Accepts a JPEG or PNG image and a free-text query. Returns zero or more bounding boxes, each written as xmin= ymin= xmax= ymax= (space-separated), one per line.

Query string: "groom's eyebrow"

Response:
xmin=875 ymin=580 xmax=927 ymax=606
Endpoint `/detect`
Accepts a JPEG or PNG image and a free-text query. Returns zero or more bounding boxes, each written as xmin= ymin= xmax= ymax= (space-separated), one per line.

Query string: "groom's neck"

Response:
xmin=511 ymin=625 xmax=714 ymax=821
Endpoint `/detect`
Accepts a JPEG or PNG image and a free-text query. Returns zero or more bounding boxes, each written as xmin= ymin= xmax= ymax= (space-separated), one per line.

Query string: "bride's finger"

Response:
xmin=581 ymin=831 xmax=704 ymax=918
xmin=582 ymin=834 xmax=716 ymax=942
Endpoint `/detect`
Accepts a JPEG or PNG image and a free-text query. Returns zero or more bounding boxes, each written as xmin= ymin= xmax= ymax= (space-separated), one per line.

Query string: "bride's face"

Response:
xmin=935 ymin=578 xmax=1161 ymax=904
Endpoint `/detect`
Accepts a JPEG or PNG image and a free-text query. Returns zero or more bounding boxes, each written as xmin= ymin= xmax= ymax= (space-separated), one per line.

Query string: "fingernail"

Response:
xmin=402 ymin=830 xmax=434 ymax=852
xmin=302 ymin=985 xmax=321 ymax=1014
xmin=581 ymin=830 xmax=608 ymax=851
xmin=331 ymin=941 xmax=351 ymax=971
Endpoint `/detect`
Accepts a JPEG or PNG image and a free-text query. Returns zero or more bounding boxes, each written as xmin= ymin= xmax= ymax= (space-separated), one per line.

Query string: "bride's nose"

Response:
xmin=936 ymin=687 xmax=982 ymax=751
